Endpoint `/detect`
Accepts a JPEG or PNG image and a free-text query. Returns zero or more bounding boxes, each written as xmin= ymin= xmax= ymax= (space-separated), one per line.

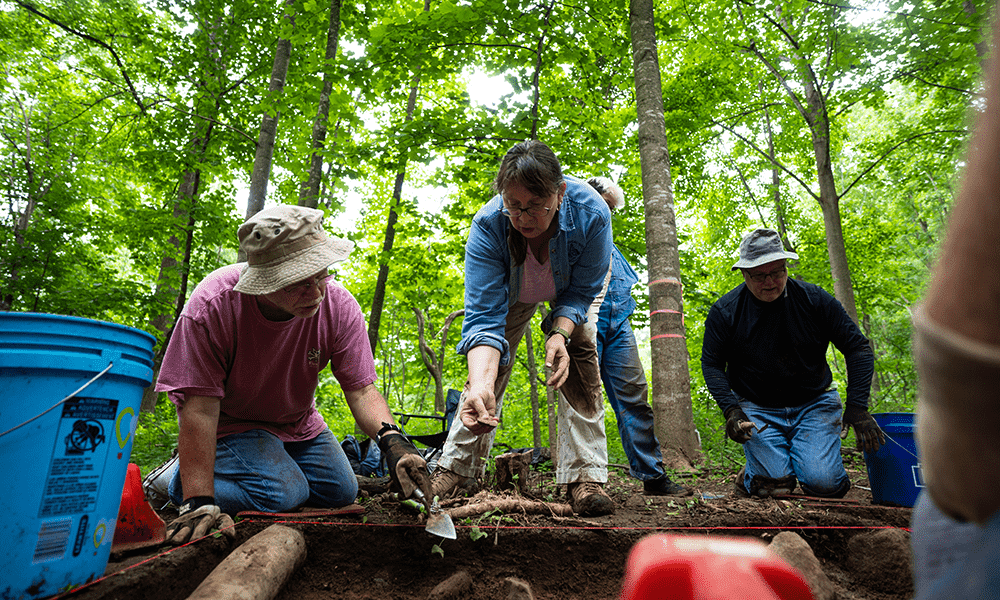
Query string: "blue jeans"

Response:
xmin=596 ymin=312 xmax=664 ymax=481
xmin=736 ymin=390 xmax=849 ymax=496
xmin=169 ymin=428 xmax=358 ymax=514
xmin=910 ymin=491 xmax=1000 ymax=600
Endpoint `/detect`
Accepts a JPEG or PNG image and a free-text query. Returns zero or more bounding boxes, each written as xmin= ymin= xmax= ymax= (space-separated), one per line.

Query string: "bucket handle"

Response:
xmin=880 ymin=429 xmax=920 ymax=462
xmin=0 ymin=361 xmax=114 ymax=439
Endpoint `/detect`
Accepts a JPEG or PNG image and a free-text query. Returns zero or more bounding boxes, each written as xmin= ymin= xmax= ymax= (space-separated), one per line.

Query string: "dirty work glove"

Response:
xmin=724 ymin=407 xmax=755 ymax=444
xmin=841 ymin=406 xmax=886 ymax=453
xmin=377 ymin=426 xmax=430 ymax=499
xmin=164 ymin=496 xmax=236 ymax=545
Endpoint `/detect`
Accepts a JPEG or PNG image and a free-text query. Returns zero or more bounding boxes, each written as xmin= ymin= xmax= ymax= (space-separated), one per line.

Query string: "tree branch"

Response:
xmin=711 ymin=118 xmax=820 ymax=201
xmin=14 ymin=0 xmax=147 ymax=115
xmin=152 ymin=93 xmax=256 ymax=144
xmin=896 ymin=69 xmax=980 ymax=97
xmin=804 ymin=0 xmax=982 ymax=29
xmin=840 ymin=129 xmax=967 ymax=199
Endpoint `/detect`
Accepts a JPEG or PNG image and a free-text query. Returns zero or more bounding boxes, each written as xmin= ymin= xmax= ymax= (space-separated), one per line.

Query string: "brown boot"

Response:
xmin=430 ymin=468 xmax=479 ymax=499
xmin=733 ymin=466 xmax=750 ymax=498
xmin=568 ymin=481 xmax=615 ymax=516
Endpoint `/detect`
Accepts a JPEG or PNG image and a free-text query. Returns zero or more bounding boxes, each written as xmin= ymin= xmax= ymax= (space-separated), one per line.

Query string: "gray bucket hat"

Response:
xmin=233 ymin=205 xmax=354 ymax=295
xmin=731 ymin=228 xmax=799 ymax=271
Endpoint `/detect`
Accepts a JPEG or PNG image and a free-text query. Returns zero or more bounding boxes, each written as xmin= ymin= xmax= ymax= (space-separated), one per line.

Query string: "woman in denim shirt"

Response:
xmin=431 ymin=140 xmax=616 ymax=516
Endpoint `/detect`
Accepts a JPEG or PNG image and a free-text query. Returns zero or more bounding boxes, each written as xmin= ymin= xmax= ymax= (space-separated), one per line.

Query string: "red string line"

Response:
xmin=54 ymin=522 xmax=240 ymax=598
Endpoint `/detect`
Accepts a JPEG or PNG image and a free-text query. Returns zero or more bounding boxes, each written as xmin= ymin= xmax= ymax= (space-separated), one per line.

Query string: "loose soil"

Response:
xmin=66 ymin=451 xmax=915 ymax=600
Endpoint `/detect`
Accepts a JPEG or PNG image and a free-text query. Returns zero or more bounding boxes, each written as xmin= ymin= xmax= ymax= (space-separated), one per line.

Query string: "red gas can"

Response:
xmin=620 ymin=534 xmax=814 ymax=600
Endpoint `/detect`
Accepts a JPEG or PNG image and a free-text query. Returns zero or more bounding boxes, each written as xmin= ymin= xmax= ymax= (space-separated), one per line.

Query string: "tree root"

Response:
xmin=446 ymin=498 xmax=573 ymax=519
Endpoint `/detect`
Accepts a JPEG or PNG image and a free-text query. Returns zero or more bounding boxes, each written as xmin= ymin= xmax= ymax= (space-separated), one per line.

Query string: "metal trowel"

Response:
xmin=413 ymin=487 xmax=457 ymax=539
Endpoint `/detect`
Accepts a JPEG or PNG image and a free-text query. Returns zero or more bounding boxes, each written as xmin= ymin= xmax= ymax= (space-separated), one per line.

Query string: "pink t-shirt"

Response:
xmin=519 ymin=250 xmax=556 ymax=304
xmin=155 ymin=264 xmax=377 ymax=442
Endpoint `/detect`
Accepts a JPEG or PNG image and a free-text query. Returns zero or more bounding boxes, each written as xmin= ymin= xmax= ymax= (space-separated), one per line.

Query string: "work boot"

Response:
xmin=568 ymin=482 xmax=615 ymax=516
xmin=732 ymin=466 xmax=751 ymax=498
xmin=430 ymin=467 xmax=479 ymax=499
xmin=643 ymin=474 xmax=693 ymax=496
xmin=749 ymin=473 xmax=798 ymax=497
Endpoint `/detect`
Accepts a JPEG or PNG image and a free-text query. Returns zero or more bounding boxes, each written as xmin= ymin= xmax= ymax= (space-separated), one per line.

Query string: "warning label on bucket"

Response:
xmin=39 ymin=397 xmax=119 ymax=518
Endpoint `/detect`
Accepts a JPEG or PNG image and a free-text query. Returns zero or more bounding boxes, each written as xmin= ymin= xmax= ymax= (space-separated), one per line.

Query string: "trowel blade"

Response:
xmin=412 ymin=487 xmax=457 ymax=539
xmin=426 ymin=507 xmax=457 ymax=539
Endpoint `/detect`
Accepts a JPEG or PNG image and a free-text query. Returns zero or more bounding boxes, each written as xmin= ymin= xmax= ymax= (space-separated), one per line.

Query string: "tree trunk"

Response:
xmin=299 ymin=0 xmax=341 ymax=208
xmin=413 ymin=307 xmax=463 ymax=414
xmin=629 ymin=0 xmax=701 ymax=470
xmin=140 ymin=10 xmax=231 ymax=411
xmin=525 ymin=318 xmax=543 ymax=450
xmin=1 ymin=93 xmax=50 ymax=310
xmin=804 ymin=78 xmax=859 ymax=323
xmin=763 ymin=93 xmax=792 ymax=248
xmin=539 ymin=305 xmax=557 ymax=467
xmin=141 ymin=171 xmax=200 ymax=412
xmin=367 ymin=0 xmax=430 ymax=352
xmin=244 ymin=2 xmax=294 ymax=221
xmin=528 ymin=0 xmax=556 ymax=140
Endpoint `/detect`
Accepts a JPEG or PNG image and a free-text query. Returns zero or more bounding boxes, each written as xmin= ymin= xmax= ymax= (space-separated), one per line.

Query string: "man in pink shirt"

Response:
xmin=155 ymin=204 xmax=428 ymax=543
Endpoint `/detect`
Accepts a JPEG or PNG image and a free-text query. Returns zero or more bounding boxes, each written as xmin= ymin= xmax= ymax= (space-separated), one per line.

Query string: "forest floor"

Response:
xmin=67 ymin=450 xmax=916 ymax=600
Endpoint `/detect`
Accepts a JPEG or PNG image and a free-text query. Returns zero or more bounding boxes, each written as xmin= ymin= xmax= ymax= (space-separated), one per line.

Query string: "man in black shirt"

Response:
xmin=701 ymin=228 xmax=884 ymax=498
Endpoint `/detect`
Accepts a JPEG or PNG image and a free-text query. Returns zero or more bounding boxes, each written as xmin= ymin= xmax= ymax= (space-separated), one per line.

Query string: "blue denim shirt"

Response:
xmin=457 ymin=175 xmax=612 ymax=365
xmin=600 ymin=245 xmax=640 ymax=332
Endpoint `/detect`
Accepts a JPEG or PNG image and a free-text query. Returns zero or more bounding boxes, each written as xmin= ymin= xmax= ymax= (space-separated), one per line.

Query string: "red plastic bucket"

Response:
xmin=621 ymin=533 xmax=814 ymax=600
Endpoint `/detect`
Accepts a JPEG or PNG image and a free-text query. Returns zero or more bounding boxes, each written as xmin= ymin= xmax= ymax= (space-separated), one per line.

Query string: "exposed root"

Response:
xmin=446 ymin=498 xmax=573 ymax=519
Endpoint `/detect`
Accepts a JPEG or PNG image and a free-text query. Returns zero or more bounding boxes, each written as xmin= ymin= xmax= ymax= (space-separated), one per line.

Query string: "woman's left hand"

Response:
xmin=544 ymin=335 xmax=570 ymax=389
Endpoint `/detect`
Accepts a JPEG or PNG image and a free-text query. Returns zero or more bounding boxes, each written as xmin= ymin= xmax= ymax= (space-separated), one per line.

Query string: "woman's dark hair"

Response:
xmin=493 ymin=140 xmax=564 ymax=197
xmin=494 ymin=141 xmax=564 ymax=266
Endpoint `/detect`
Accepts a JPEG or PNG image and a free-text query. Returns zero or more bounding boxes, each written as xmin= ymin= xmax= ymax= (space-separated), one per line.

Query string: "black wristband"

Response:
xmin=376 ymin=421 xmax=402 ymax=442
xmin=377 ymin=426 xmax=417 ymax=456
xmin=179 ymin=495 xmax=215 ymax=515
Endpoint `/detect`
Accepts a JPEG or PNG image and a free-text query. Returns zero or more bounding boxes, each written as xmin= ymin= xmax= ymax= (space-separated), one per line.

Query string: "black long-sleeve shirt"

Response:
xmin=701 ymin=278 xmax=874 ymax=415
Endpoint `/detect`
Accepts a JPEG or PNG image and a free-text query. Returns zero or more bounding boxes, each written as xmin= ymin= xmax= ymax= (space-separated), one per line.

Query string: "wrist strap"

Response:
xmin=547 ymin=326 xmax=571 ymax=343
xmin=376 ymin=422 xmax=402 ymax=442
xmin=179 ymin=496 xmax=215 ymax=515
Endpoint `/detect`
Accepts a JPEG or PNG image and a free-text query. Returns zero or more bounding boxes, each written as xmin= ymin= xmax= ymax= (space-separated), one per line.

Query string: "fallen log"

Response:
xmin=186 ymin=524 xmax=306 ymax=600
xmin=446 ymin=498 xmax=573 ymax=519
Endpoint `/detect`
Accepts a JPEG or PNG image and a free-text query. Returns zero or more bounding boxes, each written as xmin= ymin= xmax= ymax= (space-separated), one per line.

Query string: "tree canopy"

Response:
xmin=1 ymin=0 xmax=989 ymax=470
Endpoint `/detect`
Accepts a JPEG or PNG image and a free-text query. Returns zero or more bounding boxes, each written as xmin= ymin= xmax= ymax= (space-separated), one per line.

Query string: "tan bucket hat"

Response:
xmin=233 ymin=205 xmax=353 ymax=295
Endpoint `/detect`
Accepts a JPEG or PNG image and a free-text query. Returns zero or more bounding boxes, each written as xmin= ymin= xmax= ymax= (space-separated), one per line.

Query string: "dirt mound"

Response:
xmin=69 ymin=459 xmax=915 ymax=600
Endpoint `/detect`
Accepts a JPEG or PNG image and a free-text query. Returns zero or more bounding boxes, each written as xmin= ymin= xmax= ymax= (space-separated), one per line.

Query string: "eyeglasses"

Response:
xmin=281 ymin=272 xmax=333 ymax=294
xmin=746 ymin=267 xmax=787 ymax=283
xmin=500 ymin=204 xmax=552 ymax=218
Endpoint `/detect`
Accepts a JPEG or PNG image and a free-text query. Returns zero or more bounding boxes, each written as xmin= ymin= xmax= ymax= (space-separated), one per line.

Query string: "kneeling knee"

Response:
xmin=327 ymin=477 xmax=359 ymax=506
xmin=257 ymin=482 xmax=312 ymax=512
xmin=800 ymin=476 xmax=850 ymax=498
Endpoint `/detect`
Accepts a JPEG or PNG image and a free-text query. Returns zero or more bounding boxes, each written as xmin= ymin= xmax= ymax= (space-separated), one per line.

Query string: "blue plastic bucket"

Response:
xmin=862 ymin=412 xmax=923 ymax=508
xmin=0 ymin=313 xmax=155 ymax=599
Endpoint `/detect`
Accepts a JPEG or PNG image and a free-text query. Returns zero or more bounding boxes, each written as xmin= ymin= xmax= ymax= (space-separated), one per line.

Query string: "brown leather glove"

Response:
xmin=724 ymin=407 xmax=755 ymax=444
xmin=840 ymin=405 xmax=886 ymax=453
xmin=377 ymin=428 xmax=430 ymax=499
